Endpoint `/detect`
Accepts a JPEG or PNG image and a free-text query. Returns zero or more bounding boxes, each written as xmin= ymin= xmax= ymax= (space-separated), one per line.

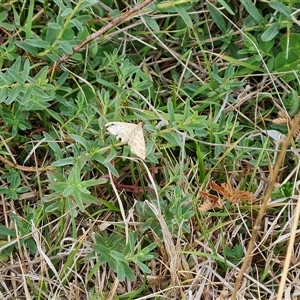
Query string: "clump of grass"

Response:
xmin=0 ymin=1 xmax=299 ymax=299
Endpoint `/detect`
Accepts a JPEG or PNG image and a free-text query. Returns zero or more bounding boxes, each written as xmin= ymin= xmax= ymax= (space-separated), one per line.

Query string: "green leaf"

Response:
xmin=96 ymin=74 xmax=121 ymax=92
xmin=240 ymin=0 xmax=262 ymax=23
xmin=5 ymin=86 xmax=22 ymax=105
xmin=116 ymin=261 xmax=125 ymax=281
xmin=11 ymin=5 xmax=20 ymax=27
xmin=74 ymin=190 xmax=85 ymax=212
xmin=48 ymin=22 xmax=62 ymax=30
xmin=81 ymin=193 xmax=101 ymax=204
xmin=61 ymin=8 xmax=73 ymax=17
xmin=269 ymin=1 xmax=291 ymax=19
xmin=45 ymin=26 xmax=60 ymax=45
xmin=0 ymin=11 xmax=8 ymax=22
xmin=44 ymin=132 xmax=63 ymax=160
xmin=52 ymin=157 xmax=76 ymax=167
xmin=161 ymin=131 xmax=182 ymax=147
xmin=183 ymin=98 xmax=191 ymax=122
xmin=51 ymin=182 xmax=69 ymax=193
xmin=0 ymin=187 xmax=9 ymax=196
xmin=23 ymin=59 xmax=30 ymax=80
xmin=100 ymin=198 xmax=120 ymax=211
xmin=122 ymin=262 xmax=135 ymax=281
xmin=25 ymin=238 xmax=37 ymax=253
xmin=217 ymin=0 xmax=234 ymax=15
xmin=78 ymin=0 xmax=98 ymax=11
xmin=167 ymin=98 xmax=175 ymax=125
xmin=135 ymin=260 xmax=151 ymax=273
xmin=0 ymin=225 xmax=16 ymax=237
xmin=275 ymin=50 xmax=299 ymax=82
xmin=175 ymin=5 xmax=192 ymax=27
xmin=88 ymin=40 xmax=98 ymax=58
xmin=110 ymin=251 xmax=125 ymax=261
xmin=207 ymin=3 xmax=227 ymax=33
xmin=0 ymin=21 xmax=14 ymax=31
xmin=0 ymin=72 xmax=11 ymax=85
xmin=281 ymin=33 xmax=300 ymax=52
xmin=82 ymin=179 xmax=107 ymax=188
xmin=69 ymin=19 xmax=82 ymax=31
xmin=45 ymin=53 xmax=61 ymax=63
xmin=0 ymin=11 xmax=14 ymax=31
xmin=69 ymin=134 xmax=90 ymax=149
xmin=35 ymin=66 xmax=49 ymax=81
xmin=15 ymin=41 xmax=38 ymax=55
xmin=261 ymin=23 xmax=280 ymax=42
xmin=63 ymin=185 xmax=76 ymax=197
xmin=11 ymin=56 xmax=21 ymax=72
xmin=7 ymin=69 xmax=26 ymax=84
xmin=54 ymin=0 xmax=67 ymax=10
xmin=196 ymin=143 xmax=205 ymax=183
xmin=143 ymin=15 xmax=159 ymax=31
xmin=23 ymin=39 xmax=50 ymax=49
xmin=104 ymin=162 xmax=119 ymax=177
xmin=58 ymin=41 xmax=73 ymax=54
xmin=0 ymin=87 xmax=8 ymax=102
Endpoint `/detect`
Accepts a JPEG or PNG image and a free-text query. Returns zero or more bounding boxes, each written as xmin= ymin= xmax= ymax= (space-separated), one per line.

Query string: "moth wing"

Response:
xmin=105 ymin=122 xmax=137 ymax=143
xmin=128 ymin=123 xmax=146 ymax=160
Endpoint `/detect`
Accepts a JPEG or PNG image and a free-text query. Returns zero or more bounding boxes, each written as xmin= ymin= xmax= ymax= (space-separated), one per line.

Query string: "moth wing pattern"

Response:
xmin=105 ymin=122 xmax=146 ymax=159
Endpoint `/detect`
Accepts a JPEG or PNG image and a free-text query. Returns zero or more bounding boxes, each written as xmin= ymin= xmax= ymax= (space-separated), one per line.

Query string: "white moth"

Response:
xmin=105 ymin=122 xmax=146 ymax=160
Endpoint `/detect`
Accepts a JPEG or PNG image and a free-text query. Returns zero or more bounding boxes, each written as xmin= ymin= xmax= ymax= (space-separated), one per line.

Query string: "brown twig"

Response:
xmin=0 ymin=155 xmax=54 ymax=172
xmin=50 ymin=0 xmax=155 ymax=72
xmin=231 ymin=112 xmax=300 ymax=299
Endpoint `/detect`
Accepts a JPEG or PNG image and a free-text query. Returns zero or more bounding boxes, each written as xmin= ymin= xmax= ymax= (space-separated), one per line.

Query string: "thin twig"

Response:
xmin=51 ymin=0 xmax=155 ymax=72
xmin=0 ymin=155 xmax=54 ymax=172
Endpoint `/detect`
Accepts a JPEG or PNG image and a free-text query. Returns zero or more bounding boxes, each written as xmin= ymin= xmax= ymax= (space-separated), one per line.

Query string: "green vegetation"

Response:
xmin=0 ymin=0 xmax=300 ymax=299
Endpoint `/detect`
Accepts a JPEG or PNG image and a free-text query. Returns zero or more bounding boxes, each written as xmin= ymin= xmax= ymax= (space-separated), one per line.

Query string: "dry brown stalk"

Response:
xmin=231 ymin=112 xmax=300 ymax=300
xmin=0 ymin=155 xmax=54 ymax=172
xmin=50 ymin=0 xmax=155 ymax=73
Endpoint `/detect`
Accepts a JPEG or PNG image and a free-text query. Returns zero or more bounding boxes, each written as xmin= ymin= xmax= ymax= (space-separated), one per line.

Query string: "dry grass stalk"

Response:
xmin=232 ymin=112 xmax=300 ymax=299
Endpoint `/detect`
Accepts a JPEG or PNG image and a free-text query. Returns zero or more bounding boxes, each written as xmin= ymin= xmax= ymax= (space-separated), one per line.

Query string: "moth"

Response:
xmin=105 ymin=122 xmax=146 ymax=160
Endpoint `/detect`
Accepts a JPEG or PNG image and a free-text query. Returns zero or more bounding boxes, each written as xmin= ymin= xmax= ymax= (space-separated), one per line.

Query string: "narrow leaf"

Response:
xmin=175 ymin=5 xmax=192 ymax=27
xmin=207 ymin=3 xmax=226 ymax=33
xmin=240 ymin=0 xmax=262 ymax=23
xmin=58 ymin=41 xmax=73 ymax=54
xmin=143 ymin=15 xmax=160 ymax=31
xmin=261 ymin=23 xmax=280 ymax=42
xmin=24 ymin=39 xmax=50 ymax=49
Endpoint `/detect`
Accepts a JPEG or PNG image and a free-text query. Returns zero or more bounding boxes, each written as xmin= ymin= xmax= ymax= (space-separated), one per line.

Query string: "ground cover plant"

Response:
xmin=0 ymin=0 xmax=300 ymax=299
